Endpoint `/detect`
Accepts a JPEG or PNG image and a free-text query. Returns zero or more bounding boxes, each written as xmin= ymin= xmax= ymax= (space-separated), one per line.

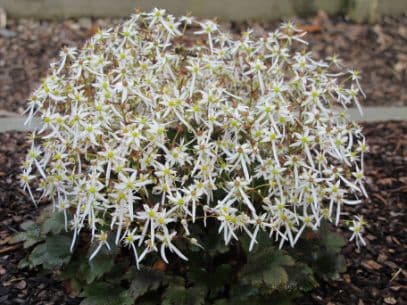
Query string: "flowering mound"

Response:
xmin=22 ymin=9 xmax=367 ymax=265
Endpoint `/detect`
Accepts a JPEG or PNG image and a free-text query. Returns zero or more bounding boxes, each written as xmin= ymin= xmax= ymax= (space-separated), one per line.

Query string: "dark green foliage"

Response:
xmin=41 ymin=211 xmax=67 ymax=234
xmin=28 ymin=235 xmax=71 ymax=269
xmin=10 ymin=221 xmax=42 ymax=248
xmin=162 ymin=284 xmax=206 ymax=305
xmin=15 ymin=210 xmax=348 ymax=305
xmin=80 ymin=283 xmax=133 ymax=305
xmin=240 ymin=248 xmax=294 ymax=289
xmin=83 ymin=234 xmax=119 ymax=283
xmin=127 ymin=268 xmax=165 ymax=299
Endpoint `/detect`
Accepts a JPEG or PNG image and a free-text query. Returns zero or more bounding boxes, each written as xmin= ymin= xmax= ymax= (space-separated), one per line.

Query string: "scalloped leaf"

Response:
xmin=322 ymin=232 xmax=346 ymax=253
xmin=162 ymin=284 xmax=206 ymax=305
xmin=86 ymin=253 xmax=115 ymax=284
xmin=28 ymin=235 xmax=71 ymax=269
xmin=11 ymin=221 xmax=43 ymax=248
xmin=128 ymin=268 xmax=165 ymax=300
xmin=41 ymin=211 xmax=67 ymax=235
xmin=240 ymin=248 xmax=294 ymax=289
xmin=80 ymin=282 xmax=133 ymax=305
xmin=187 ymin=263 xmax=231 ymax=297
xmin=287 ymin=263 xmax=318 ymax=292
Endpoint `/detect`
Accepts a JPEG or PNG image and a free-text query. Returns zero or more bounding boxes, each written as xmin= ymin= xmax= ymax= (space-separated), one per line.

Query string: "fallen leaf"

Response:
xmin=298 ymin=23 xmax=322 ymax=33
xmin=377 ymin=253 xmax=387 ymax=263
xmin=152 ymin=260 xmax=167 ymax=272
xmin=0 ymin=244 xmax=21 ymax=254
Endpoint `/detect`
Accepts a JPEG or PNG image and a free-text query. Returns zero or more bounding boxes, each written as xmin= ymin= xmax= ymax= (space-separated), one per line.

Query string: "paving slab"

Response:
xmin=0 ymin=0 xmax=406 ymax=21
xmin=0 ymin=0 xmax=344 ymax=19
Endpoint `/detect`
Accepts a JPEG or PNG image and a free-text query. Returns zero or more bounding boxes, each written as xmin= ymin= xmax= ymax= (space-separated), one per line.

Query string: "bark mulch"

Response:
xmin=0 ymin=13 xmax=406 ymax=114
xmin=0 ymin=132 xmax=80 ymax=305
xmin=297 ymin=120 xmax=407 ymax=305
xmin=0 ymin=121 xmax=406 ymax=304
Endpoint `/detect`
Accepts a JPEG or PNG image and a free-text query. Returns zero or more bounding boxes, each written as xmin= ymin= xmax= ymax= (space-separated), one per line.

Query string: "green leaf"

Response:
xmin=335 ymin=254 xmax=347 ymax=274
xmin=41 ymin=211 xmax=67 ymax=235
xmin=11 ymin=221 xmax=43 ymax=248
xmin=59 ymin=258 xmax=87 ymax=283
xmin=28 ymin=243 xmax=47 ymax=267
xmin=80 ymin=282 xmax=133 ymax=305
xmin=187 ymin=263 xmax=231 ymax=296
xmin=317 ymin=222 xmax=346 ymax=254
xmin=262 ymin=266 xmax=288 ymax=289
xmin=9 ymin=232 xmax=27 ymax=244
xmin=17 ymin=256 xmax=30 ymax=269
xmin=213 ymin=299 xmax=229 ymax=305
xmin=228 ymin=284 xmax=297 ymax=305
xmin=20 ymin=220 xmax=36 ymax=231
xmin=87 ymin=232 xmax=120 ymax=259
xmin=322 ymin=232 xmax=346 ymax=253
xmin=87 ymin=253 xmax=115 ymax=283
xmin=240 ymin=248 xmax=294 ymax=290
xmin=192 ymin=220 xmax=229 ymax=256
xmin=28 ymin=235 xmax=71 ymax=269
xmin=45 ymin=235 xmax=72 ymax=267
xmin=128 ymin=268 xmax=165 ymax=300
xmin=135 ymin=294 xmax=162 ymax=305
xmin=162 ymin=285 xmax=206 ymax=305
xmin=240 ymin=230 xmax=274 ymax=255
xmin=104 ymin=261 xmax=130 ymax=284
xmin=287 ymin=263 xmax=318 ymax=292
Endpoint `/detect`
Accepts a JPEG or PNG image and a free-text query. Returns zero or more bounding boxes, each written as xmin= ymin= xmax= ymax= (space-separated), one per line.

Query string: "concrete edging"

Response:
xmin=0 ymin=0 xmax=406 ymax=21
xmin=0 ymin=107 xmax=406 ymax=133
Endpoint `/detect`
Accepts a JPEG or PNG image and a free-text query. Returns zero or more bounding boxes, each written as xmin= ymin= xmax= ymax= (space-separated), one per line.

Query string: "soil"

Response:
xmin=0 ymin=121 xmax=406 ymax=305
xmin=0 ymin=14 xmax=406 ymax=114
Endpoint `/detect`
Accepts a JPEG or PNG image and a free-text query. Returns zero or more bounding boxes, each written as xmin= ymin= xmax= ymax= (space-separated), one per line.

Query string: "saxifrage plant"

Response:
xmin=16 ymin=8 xmax=368 ymax=305
xmin=14 ymin=207 xmax=348 ymax=305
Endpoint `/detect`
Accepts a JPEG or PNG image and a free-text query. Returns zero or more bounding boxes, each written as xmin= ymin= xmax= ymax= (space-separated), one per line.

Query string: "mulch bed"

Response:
xmin=0 ymin=121 xmax=406 ymax=305
xmin=0 ymin=132 xmax=80 ymax=305
xmin=0 ymin=13 xmax=406 ymax=114
xmin=297 ymin=121 xmax=407 ymax=305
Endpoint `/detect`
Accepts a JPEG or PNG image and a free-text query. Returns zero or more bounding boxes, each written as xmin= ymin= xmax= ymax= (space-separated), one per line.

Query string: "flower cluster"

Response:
xmin=22 ymin=9 xmax=368 ymax=265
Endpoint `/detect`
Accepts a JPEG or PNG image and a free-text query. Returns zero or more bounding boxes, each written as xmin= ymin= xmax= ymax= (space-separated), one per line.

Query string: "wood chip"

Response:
xmin=361 ymin=259 xmax=382 ymax=271
xmin=377 ymin=253 xmax=388 ymax=263
xmin=384 ymin=296 xmax=397 ymax=304
xmin=0 ymin=243 xmax=21 ymax=254
xmin=15 ymin=280 xmax=27 ymax=290
xmin=377 ymin=177 xmax=396 ymax=186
